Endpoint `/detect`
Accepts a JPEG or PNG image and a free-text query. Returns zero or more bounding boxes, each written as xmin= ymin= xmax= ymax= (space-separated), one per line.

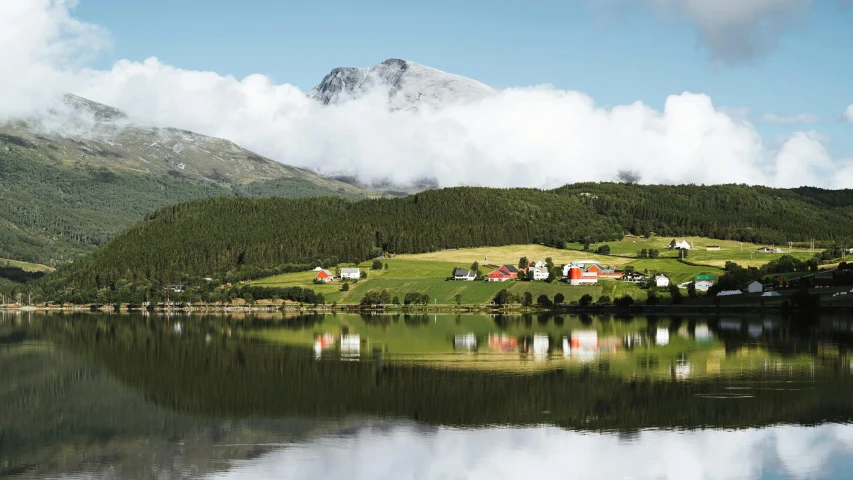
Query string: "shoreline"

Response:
xmin=1 ymin=303 xmax=848 ymax=315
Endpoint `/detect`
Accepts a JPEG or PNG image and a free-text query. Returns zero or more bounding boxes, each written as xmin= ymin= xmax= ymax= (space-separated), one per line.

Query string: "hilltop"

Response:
xmin=309 ymin=58 xmax=495 ymax=110
xmin=0 ymin=95 xmax=370 ymax=264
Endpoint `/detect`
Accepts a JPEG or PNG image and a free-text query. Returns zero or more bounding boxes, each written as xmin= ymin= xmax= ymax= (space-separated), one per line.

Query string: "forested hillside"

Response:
xmin=0 ymin=96 xmax=369 ymax=264
xmin=557 ymin=183 xmax=853 ymax=244
xmin=37 ymin=183 xmax=853 ymax=296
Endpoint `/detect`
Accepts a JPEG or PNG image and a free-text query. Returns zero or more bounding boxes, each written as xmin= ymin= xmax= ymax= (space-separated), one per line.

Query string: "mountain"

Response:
xmin=0 ymin=95 xmax=370 ymax=265
xmin=37 ymin=183 xmax=853 ymax=298
xmin=309 ymin=58 xmax=495 ymax=110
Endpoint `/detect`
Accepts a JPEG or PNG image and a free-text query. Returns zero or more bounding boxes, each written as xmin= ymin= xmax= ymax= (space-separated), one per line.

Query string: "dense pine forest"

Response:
xmin=34 ymin=183 xmax=853 ymax=298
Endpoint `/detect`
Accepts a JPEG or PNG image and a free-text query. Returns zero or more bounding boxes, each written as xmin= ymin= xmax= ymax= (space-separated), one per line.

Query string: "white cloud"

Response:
xmin=1 ymin=0 xmax=850 ymax=190
xmin=760 ymin=113 xmax=819 ymax=125
xmin=844 ymin=105 xmax=853 ymax=122
xmin=205 ymin=423 xmax=853 ymax=480
xmin=622 ymin=0 xmax=814 ymax=63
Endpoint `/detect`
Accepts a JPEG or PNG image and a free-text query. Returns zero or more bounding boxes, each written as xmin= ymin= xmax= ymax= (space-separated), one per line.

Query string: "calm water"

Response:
xmin=3 ymin=311 xmax=853 ymax=479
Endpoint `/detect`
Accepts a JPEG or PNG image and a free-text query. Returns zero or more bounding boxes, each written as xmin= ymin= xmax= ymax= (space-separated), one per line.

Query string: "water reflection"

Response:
xmin=5 ymin=311 xmax=853 ymax=479
xmin=204 ymin=423 xmax=853 ymax=480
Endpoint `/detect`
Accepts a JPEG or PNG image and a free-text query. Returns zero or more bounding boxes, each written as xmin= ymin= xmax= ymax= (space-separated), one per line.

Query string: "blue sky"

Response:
xmin=73 ymin=0 xmax=853 ymax=155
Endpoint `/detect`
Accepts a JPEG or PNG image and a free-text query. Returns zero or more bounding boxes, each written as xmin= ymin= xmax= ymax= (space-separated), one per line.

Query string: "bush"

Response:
xmin=597 ymin=295 xmax=611 ymax=304
xmin=596 ymin=245 xmax=611 ymax=255
xmin=341 ymin=283 xmax=350 ymax=292
xmin=554 ymin=293 xmax=565 ymax=305
xmin=372 ymin=259 xmax=383 ymax=270
xmin=579 ymin=294 xmax=593 ymax=307
xmin=614 ymin=295 xmax=635 ymax=307
xmin=536 ymin=294 xmax=553 ymax=307
xmin=646 ymin=292 xmax=659 ymax=306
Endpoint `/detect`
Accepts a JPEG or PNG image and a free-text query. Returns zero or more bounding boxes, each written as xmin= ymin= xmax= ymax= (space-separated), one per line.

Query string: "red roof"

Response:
xmin=316 ymin=270 xmax=332 ymax=280
xmin=488 ymin=270 xmax=510 ymax=279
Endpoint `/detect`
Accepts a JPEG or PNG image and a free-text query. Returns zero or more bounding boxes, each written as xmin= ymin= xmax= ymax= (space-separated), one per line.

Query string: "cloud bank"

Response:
xmin=845 ymin=105 xmax=853 ymax=122
xmin=206 ymin=422 xmax=853 ymax=480
xmin=2 ymin=0 xmax=852 ymax=190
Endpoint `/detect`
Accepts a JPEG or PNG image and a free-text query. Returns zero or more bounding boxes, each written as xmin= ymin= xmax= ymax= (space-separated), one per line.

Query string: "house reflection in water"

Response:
xmin=695 ymin=324 xmax=713 ymax=344
xmin=340 ymin=334 xmax=361 ymax=360
xmin=313 ymin=333 xmax=337 ymax=359
xmin=488 ymin=334 xmax=518 ymax=353
xmin=566 ymin=330 xmax=599 ymax=362
xmin=454 ymin=333 xmax=478 ymax=352
xmin=532 ymin=335 xmax=549 ymax=361
xmin=674 ymin=357 xmax=692 ymax=380
xmin=656 ymin=328 xmax=670 ymax=346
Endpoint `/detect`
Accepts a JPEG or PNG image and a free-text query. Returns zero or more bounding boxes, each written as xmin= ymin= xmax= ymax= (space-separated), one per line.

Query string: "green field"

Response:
xmin=250 ymin=245 xmax=699 ymax=305
xmin=567 ymin=236 xmax=816 ymax=268
xmin=250 ymin=239 xmax=829 ymax=305
xmin=1 ymin=259 xmax=54 ymax=273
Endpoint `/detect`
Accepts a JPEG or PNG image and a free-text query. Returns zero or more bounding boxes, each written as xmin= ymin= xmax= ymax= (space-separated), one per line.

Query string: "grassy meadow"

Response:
xmin=566 ymin=236 xmax=816 ymax=268
xmin=249 ymin=237 xmax=828 ymax=306
xmin=1 ymin=259 xmax=54 ymax=273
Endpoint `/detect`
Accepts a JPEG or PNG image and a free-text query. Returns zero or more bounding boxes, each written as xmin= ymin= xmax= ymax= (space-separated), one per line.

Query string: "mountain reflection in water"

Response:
xmin=3 ymin=311 xmax=853 ymax=479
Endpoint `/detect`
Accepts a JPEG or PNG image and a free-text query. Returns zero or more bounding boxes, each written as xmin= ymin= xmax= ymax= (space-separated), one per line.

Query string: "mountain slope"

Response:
xmin=309 ymin=58 xmax=495 ymax=110
xmin=37 ymin=183 xmax=853 ymax=298
xmin=0 ymin=95 xmax=369 ymax=264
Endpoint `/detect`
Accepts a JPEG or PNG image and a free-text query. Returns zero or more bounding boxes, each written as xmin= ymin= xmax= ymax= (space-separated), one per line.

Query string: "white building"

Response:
xmin=453 ymin=268 xmax=476 ymax=281
xmin=674 ymin=240 xmax=692 ymax=250
xmin=534 ymin=260 xmax=548 ymax=270
xmin=531 ymin=266 xmax=549 ymax=281
xmin=340 ymin=267 xmax=361 ymax=280
xmin=655 ymin=275 xmax=670 ymax=288
xmin=746 ymin=281 xmax=764 ymax=294
xmin=717 ymin=290 xmax=743 ymax=296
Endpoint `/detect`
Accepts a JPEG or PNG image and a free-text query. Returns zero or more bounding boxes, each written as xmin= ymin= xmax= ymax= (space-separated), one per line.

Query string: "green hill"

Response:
xmin=0 ymin=95 xmax=369 ymax=265
xmin=36 ymin=183 xmax=853 ymax=298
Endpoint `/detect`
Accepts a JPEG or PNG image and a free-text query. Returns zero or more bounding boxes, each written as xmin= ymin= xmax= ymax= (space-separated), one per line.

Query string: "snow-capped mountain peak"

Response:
xmin=308 ymin=58 xmax=495 ymax=110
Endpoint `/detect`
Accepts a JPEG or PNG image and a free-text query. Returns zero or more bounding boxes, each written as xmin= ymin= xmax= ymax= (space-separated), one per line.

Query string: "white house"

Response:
xmin=531 ymin=266 xmax=550 ymax=281
xmin=534 ymin=260 xmax=548 ymax=270
xmin=746 ymin=281 xmax=764 ymax=294
xmin=453 ymin=268 xmax=476 ymax=281
xmin=655 ymin=275 xmax=670 ymax=288
xmin=340 ymin=267 xmax=361 ymax=280
xmin=674 ymin=240 xmax=692 ymax=250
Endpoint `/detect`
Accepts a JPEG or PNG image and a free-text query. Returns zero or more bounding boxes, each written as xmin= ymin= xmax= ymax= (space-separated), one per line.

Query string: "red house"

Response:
xmin=315 ymin=269 xmax=334 ymax=283
xmin=488 ymin=265 xmax=519 ymax=282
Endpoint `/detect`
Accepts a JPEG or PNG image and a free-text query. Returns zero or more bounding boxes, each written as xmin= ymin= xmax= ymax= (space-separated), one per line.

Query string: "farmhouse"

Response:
xmin=564 ymin=264 xmax=598 ymax=286
xmin=453 ymin=268 xmax=476 ymax=281
xmin=598 ymin=266 xmax=623 ymax=279
xmin=170 ymin=283 xmax=185 ymax=293
xmin=674 ymin=240 xmax=692 ymax=250
xmin=694 ymin=274 xmax=715 ymax=291
xmin=487 ymin=270 xmax=512 ymax=282
xmin=315 ymin=269 xmax=335 ymax=283
xmin=655 ymin=275 xmax=670 ymax=288
xmin=746 ymin=281 xmax=764 ymax=294
xmin=623 ymin=272 xmax=647 ymax=283
xmin=757 ymin=247 xmax=782 ymax=254
xmin=530 ymin=266 xmax=550 ymax=281
xmin=340 ymin=268 xmax=361 ymax=280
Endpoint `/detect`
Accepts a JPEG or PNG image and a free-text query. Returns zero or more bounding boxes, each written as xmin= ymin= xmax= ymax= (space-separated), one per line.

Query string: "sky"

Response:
xmin=2 ymin=0 xmax=853 ymax=188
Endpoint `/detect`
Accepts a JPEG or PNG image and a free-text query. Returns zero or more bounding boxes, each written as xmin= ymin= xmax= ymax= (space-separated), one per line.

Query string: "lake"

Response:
xmin=3 ymin=311 xmax=853 ymax=479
